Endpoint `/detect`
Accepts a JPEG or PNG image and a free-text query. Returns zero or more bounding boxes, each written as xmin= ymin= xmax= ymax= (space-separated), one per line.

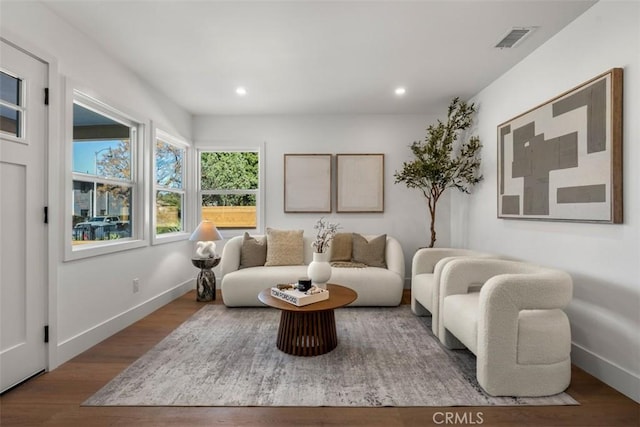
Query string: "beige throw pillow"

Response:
xmin=239 ymin=232 xmax=267 ymax=269
xmin=330 ymin=233 xmax=353 ymax=262
xmin=352 ymin=233 xmax=387 ymax=268
xmin=265 ymin=228 xmax=304 ymax=266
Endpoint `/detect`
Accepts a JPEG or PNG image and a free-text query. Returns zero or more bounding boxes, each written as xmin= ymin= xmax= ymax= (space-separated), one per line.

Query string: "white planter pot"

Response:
xmin=307 ymin=251 xmax=332 ymax=289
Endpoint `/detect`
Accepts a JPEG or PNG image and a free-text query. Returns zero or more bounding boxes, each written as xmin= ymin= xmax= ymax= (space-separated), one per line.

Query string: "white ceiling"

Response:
xmin=42 ymin=0 xmax=597 ymax=116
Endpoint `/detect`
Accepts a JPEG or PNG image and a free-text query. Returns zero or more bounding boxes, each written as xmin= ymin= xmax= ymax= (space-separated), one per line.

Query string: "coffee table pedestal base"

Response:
xmin=277 ymin=309 xmax=337 ymax=356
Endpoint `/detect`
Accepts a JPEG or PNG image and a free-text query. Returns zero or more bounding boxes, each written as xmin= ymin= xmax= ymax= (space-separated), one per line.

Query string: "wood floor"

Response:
xmin=1 ymin=290 xmax=638 ymax=427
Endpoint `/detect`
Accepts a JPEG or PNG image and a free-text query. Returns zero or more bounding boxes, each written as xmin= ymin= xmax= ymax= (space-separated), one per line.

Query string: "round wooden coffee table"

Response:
xmin=258 ymin=284 xmax=357 ymax=356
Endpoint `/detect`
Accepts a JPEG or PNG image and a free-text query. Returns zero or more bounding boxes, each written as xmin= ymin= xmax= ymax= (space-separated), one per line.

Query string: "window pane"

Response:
xmin=0 ymin=105 xmax=20 ymax=137
xmin=72 ymin=180 xmax=132 ymax=244
xmin=73 ymin=103 xmax=131 ymax=179
xmin=156 ymin=140 xmax=183 ymax=189
xmin=72 ymin=180 xmax=94 ymax=223
xmin=156 ymin=190 xmax=183 ymax=234
xmin=0 ymin=72 xmax=20 ymax=105
xmin=202 ymin=194 xmax=256 ymax=229
xmin=200 ymin=152 xmax=258 ymax=191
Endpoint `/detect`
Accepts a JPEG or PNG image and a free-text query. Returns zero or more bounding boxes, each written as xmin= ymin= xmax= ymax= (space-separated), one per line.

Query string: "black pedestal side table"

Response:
xmin=191 ymin=256 xmax=221 ymax=301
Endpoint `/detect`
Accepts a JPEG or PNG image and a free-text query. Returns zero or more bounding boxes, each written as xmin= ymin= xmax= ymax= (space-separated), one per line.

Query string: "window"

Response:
xmin=67 ymin=90 xmax=145 ymax=259
xmin=198 ymin=146 xmax=263 ymax=232
xmin=0 ymin=71 xmax=24 ymax=139
xmin=154 ymin=130 xmax=188 ymax=242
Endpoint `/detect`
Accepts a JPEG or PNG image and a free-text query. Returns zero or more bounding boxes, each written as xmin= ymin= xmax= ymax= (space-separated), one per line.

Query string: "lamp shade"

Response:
xmin=189 ymin=220 xmax=223 ymax=242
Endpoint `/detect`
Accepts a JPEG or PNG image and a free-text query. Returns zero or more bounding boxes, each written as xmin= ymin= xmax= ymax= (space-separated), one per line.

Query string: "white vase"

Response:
xmin=307 ymin=251 xmax=332 ymax=289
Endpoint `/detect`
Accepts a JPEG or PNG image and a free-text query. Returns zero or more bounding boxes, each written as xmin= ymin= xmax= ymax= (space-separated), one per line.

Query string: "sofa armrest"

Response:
xmin=220 ymin=235 xmax=243 ymax=277
xmin=385 ymin=236 xmax=405 ymax=281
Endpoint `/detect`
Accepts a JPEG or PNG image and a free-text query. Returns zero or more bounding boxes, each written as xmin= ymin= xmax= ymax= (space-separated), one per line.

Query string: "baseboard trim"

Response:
xmin=571 ymin=342 xmax=640 ymax=403
xmin=55 ymin=279 xmax=194 ymax=368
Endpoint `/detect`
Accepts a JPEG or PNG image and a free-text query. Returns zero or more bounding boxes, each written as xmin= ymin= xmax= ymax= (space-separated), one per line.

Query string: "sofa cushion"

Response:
xmin=265 ymin=228 xmax=304 ymax=266
xmin=352 ymin=233 xmax=386 ymax=268
xmin=239 ymin=232 xmax=267 ymax=268
xmin=330 ymin=232 xmax=353 ymax=262
xmin=225 ymin=265 xmax=309 ymax=288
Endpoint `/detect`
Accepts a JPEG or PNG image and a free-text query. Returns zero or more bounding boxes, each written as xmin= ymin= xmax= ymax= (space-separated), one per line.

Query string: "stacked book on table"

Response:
xmin=270 ymin=285 xmax=329 ymax=307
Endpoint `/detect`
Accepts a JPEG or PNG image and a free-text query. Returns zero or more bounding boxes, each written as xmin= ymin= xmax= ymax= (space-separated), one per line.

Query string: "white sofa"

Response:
xmin=220 ymin=234 xmax=405 ymax=307
xmin=438 ymin=258 xmax=573 ymax=397
xmin=411 ymin=248 xmax=497 ymax=338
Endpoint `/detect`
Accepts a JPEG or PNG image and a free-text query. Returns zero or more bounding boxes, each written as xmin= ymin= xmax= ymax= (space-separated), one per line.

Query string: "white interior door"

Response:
xmin=0 ymin=39 xmax=48 ymax=393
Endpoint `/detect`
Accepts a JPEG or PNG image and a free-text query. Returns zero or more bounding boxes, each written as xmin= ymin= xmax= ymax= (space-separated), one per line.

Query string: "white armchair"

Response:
xmin=411 ymin=248 xmax=496 ymax=338
xmin=439 ymin=258 xmax=573 ymax=397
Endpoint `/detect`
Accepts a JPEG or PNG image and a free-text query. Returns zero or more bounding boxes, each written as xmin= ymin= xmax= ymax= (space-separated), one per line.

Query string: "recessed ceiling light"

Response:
xmin=236 ymin=87 xmax=247 ymax=96
xmin=395 ymin=87 xmax=406 ymax=96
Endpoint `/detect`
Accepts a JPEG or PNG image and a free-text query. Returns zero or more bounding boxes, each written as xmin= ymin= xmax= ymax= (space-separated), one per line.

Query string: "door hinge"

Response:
xmin=44 ymin=88 xmax=49 ymax=106
xmin=44 ymin=206 xmax=48 ymax=224
xmin=44 ymin=326 xmax=49 ymax=343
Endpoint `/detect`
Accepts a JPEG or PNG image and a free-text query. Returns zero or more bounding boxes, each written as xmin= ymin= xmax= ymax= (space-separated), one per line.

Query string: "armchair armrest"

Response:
xmin=478 ymin=268 xmax=572 ymax=343
xmin=428 ymin=256 xmax=474 ymax=335
xmin=412 ymin=248 xmax=491 ymax=277
xmin=477 ymin=267 xmax=572 ymax=395
xmin=439 ymin=258 xmax=508 ymax=297
xmin=480 ymin=270 xmax=572 ymax=313
xmin=413 ymin=250 xmax=501 ymax=337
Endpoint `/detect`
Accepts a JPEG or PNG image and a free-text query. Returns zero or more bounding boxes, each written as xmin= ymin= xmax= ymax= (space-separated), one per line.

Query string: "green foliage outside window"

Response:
xmin=200 ymin=152 xmax=258 ymax=206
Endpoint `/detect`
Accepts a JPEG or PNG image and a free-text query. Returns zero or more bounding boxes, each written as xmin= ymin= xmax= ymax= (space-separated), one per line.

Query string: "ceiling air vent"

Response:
xmin=495 ymin=27 xmax=535 ymax=49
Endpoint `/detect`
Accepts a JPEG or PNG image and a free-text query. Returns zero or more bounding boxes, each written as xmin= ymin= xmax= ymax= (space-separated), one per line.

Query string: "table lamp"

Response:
xmin=189 ymin=220 xmax=223 ymax=302
xmin=189 ymin=220 xmax=223 ymax=258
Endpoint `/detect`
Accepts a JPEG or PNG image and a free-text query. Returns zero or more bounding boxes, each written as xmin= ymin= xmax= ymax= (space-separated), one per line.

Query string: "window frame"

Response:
xmin=152 ymin=127 xmax=191 ymax=245
xmin=0 ymin=69 xmax=26 ymax=141
xmin=64 ymin=86 xmax=147 ymax=261
xmin=196 ymin=143 xmax=265 ymax=238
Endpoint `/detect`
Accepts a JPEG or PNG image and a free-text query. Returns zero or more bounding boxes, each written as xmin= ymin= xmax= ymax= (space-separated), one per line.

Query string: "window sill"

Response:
xmin=152 ymin=231 xmax=190 ymax=246
xmin=64 ymin=238 xmax=148 ymax=262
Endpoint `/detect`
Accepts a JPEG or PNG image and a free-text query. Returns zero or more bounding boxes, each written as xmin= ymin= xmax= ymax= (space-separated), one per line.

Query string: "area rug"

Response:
xmin=83 ymin=306 xmax=578 ymax=407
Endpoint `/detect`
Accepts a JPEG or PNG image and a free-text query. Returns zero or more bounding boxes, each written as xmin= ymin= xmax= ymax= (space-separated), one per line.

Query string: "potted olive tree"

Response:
xmin=394 ymin=97 xmax=483 ymax=248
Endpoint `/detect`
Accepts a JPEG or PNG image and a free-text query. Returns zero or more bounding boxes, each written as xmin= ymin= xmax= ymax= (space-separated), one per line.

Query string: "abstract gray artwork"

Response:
xmin=497 ymin=69 xmax=622 ymax=222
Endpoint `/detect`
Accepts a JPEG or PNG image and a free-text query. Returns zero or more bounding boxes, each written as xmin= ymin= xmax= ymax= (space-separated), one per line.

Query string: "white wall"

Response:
xmin=193 ymin=114 xmax=452 ymax=282
xmin=456 ymin=1 xmax=640 ymax=401
xmin=1 ymin=2 xmax=196 ymax=367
